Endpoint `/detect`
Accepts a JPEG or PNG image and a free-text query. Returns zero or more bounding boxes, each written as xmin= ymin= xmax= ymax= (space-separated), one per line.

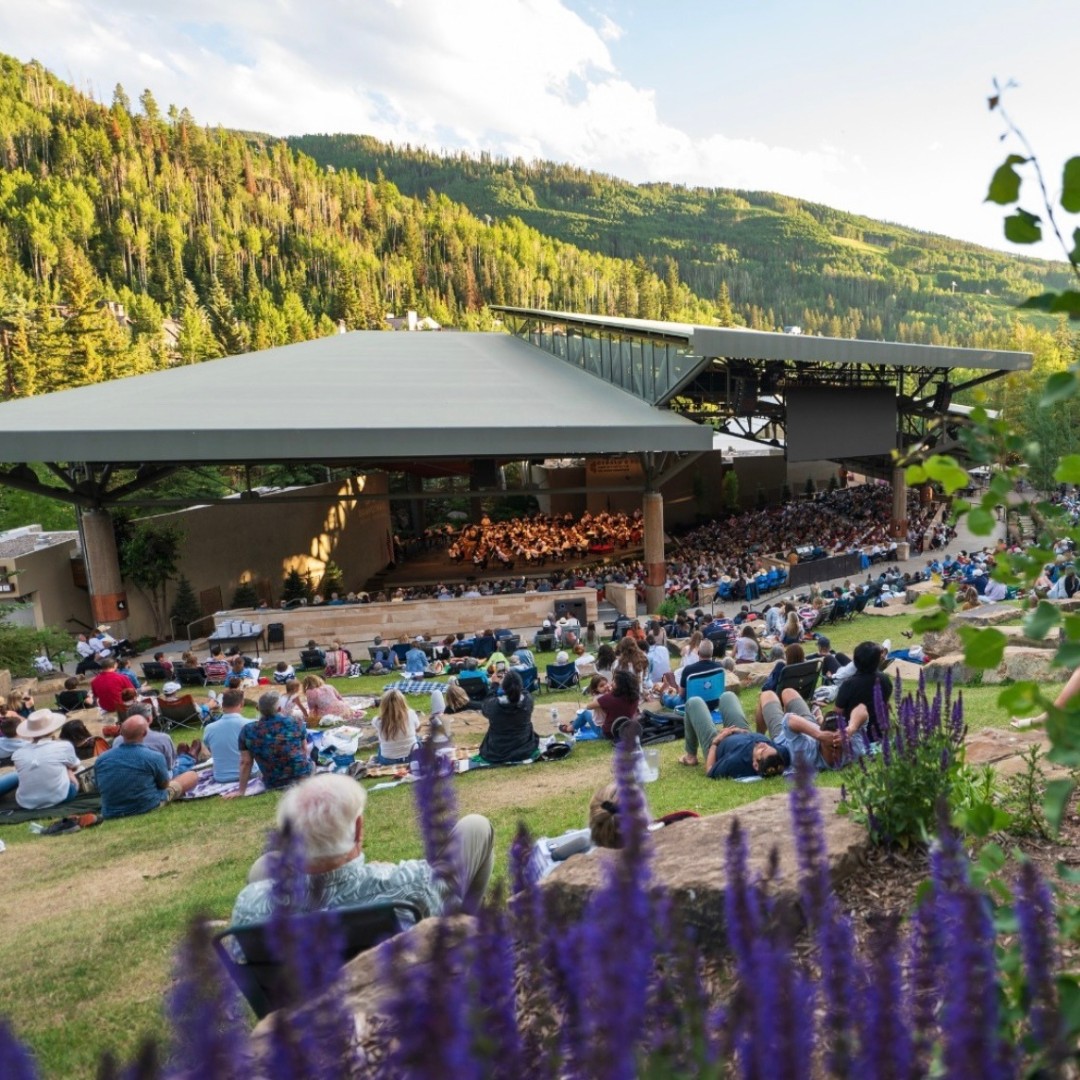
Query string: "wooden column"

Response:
xmin=643 ymin=490 xmax=665 ymax=614
xmin=890 ymin=466 xmax=908 ymax=539
xmin=80 ymin=507 xmax=130 ymax=635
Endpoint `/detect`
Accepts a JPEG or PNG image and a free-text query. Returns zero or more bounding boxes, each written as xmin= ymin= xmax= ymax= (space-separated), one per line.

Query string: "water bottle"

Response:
xmin=550 ymin=706 xmax=559 ymax=725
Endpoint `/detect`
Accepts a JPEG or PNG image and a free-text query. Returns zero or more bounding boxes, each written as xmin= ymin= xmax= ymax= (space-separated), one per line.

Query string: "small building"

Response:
xmin=0 ymin=525 xmax=90 ymax=630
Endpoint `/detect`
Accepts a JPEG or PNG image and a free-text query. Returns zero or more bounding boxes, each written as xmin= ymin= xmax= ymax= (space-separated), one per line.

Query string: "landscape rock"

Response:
xmin=999 ymin=625 xmax=1058 ymax=650
xmin=954 ymin=603 xmax=1021 ymax=627
xmin=999 ymin=647 xmax=1059 ymax=684
xmin=924 ymin=652 xmax=978 ymax=685
xmin=542 ymin=788 xmax=868 ymax=954
xmin=923 ymin=626 xmax=963 ymax=658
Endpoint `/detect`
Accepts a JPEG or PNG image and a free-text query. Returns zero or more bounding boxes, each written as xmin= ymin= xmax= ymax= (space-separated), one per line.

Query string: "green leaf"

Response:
xmin=1004 ymin=208 xmax=1042 ymax=244
xmin=923 ymin=454 xmax=970 ymax=496
xmin=905 ymin=464 xmax=928 ymax=485
xmin=1041 ymin=369 xmax=1075 ymax=406
xmin=912 ymin=609 xmax=950 ymax=633
xmin=915 ymin=592 xmax=942 ymax=608
xmin=1045 ymin=778 xmax=1076 ymax=835
xmin=958 ymin=801 xmax=1009 ymax=838
xmin=1054 ymin=453 xmax=1080 ymax=484
xmin=958 ymin=626 xmax=1007 ymax=669
xmin=998 ymin=680 xmax=1040 ymax=715
xmin=1062 ymin=157 xmax=1080 ymax=213
xmin=1023 ymin=601 xmax=1061 ymax=640
xmin=967 ymin=506 xmax=996 ymax=535
xmin=1071 ymin=228 xmax=1080 ymax=264
xmin=986 ymin=154 xmax=1027 ymax=205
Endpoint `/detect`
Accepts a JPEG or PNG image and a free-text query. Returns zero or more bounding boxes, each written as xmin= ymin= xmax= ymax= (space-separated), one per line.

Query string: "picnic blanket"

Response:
xmin=0 ymin=789 xmax=102 ymax=825
xmin=184 ymin=770 xmax=268 ymax=800
xmin=382 ymin=679 xmax=448 ymax=695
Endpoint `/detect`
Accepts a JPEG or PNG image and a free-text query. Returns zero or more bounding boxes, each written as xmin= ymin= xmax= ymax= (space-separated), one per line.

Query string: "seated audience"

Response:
xmin=373 ymin=689 xmax=420 ymax=765
xmin=203 ymin=689 xmax=253 ymax=784
xmin=0 ymin=715 xmax=26 ymax=765
xmin=94 ymin=716 xmax=199 ymax=819
xmin=478 ymin=670 xmax=539 ymax=764
xmin=232 ymin=774 xmax=495 ymax=925
xmin=203 ymin=646 xmax=232 ymax=683
xmin=368 ymin=636 xmax=398 ymax=674
xmin=225 ymin=691 xmax=313 ymax=798
xmin=661 ymin=639 xmax=725 ymax=710
xmin=302 ymin=674 xmax=365 ymax=723
xmin=59 ymin=718 xmax=107 ymax=761
xmin=272 ymin=661 xmax=296 ymax=685
xmin=56 ymin=677 xmax=93 ymax=713
xmin=404 ymin=638 xmax=428 ymax=676
xmin=678 ymin=691 xmax=757 ymax=767
xmin=280 ymin=678 xmax=310 ymax=723
xmin=560 ymin=674 xmax=610 ymax=738
xmin=3 ymin=710 xmax=80 ymax=807
xmin=734 ymin=624 xmax=761 ymax=664
xmin=92 ymin=658 xmax=135 ymax=719
xmin=835 ymin=641 xmax=894 ymax=741
xmin=593 ymin=668 xmax=642 ymax=740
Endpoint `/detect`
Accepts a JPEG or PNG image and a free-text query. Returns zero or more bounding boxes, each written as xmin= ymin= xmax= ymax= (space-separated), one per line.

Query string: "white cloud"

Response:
xmin=0 ymin=0 xmax=861 ymax=210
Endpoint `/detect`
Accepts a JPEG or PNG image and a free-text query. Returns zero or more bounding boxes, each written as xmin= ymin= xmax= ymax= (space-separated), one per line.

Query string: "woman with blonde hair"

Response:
xmin=613 ymin=635 xmax=649 ymax=689
xmin=302 ymin=674 xmax=365 ymax=723
xmin=372 ymin=688 xmax=419 ymax=765
xmin=781 ymin=610 xmax=803 ymax=646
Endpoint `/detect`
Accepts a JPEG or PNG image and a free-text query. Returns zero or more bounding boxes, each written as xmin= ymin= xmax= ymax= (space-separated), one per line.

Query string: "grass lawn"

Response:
xmin=0 ymin=612 xmax=1063 ymax=1077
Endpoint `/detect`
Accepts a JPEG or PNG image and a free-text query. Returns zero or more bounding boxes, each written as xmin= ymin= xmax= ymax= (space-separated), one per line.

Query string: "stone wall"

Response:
xmin=217 ymin=588 xmax=600 ymax=651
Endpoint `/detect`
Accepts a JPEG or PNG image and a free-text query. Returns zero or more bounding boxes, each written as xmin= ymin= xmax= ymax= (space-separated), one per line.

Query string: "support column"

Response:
xmin=890 ymin=466 xmax=908 ymax=539
xmin=643 ymin=490 xmax=665 ymax=614
xmin=80 ymin=508 xmax=129 ymax=635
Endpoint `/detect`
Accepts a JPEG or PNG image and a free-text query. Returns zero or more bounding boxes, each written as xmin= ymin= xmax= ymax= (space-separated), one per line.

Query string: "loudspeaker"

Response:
xmin=554 ymin=598 xmax=587 ymax=624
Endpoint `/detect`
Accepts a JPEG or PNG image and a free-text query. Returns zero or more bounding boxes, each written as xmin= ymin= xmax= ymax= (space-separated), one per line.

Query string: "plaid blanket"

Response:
xmin=382 ymin=679 xmax=448 ymax=695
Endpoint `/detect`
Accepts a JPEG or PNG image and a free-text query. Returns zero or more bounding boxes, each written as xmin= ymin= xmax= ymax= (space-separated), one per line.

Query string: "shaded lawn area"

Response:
xmin=0 ymin=617 xmax=1061 ymax=1078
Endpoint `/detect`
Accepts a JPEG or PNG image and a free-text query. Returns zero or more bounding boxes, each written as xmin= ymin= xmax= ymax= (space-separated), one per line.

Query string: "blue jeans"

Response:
xmin=0 ymin=772 xmax=18 ymax=796
xmin=571 ymin=710 xmax=602 ymax=739
xmin=171 ymin=753 xmax=196 ymax=777
xmin=374 ymin=751 xmax=412 ymax=765
xmin=661 ymin=691 xmax=683 ymax=710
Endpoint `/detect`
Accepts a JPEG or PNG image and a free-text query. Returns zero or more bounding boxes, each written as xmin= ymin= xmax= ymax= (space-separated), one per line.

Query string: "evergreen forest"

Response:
xmin=0 ymin=52 xmax=1076 ymax=491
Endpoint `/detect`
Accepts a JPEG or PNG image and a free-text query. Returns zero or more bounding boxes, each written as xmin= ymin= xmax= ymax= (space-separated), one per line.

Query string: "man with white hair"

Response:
xmin=230 ymin=774 xmax=495 ymax=925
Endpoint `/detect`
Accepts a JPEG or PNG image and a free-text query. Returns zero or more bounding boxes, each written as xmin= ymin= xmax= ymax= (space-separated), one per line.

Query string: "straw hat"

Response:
xmin=95 ymin=624 xmax=111 ymax=633
xmin=17 ymin=709 xmax=66 ymax=740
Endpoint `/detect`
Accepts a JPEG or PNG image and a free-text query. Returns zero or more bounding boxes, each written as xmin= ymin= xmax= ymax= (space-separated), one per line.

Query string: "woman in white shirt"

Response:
xmin=734 ymin=624 xmax=761 ymax=664
xmin=9 ymin=710 xmax=79 ymax=809
xmin=372 ymin=689 xmax=420 ymax=765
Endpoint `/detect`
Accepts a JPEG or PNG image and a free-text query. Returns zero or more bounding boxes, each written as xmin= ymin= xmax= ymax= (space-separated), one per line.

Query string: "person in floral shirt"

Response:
xmin=224 ymin=691 xmax=312 ymax=798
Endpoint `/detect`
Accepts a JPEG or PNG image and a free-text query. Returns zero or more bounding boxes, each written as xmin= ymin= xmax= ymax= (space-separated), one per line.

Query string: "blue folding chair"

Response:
xmin=678 ymin=670 xmax=726 ymax=722
xmin=517 ymin=666 xmax=541 ymax=694
xmin=545 ymin=662 xmax=579 ymax=691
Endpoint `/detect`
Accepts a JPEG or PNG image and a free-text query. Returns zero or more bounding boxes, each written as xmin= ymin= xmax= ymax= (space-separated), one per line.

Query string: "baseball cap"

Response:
xmin=162 ymin=681 xmax=181 ymax=695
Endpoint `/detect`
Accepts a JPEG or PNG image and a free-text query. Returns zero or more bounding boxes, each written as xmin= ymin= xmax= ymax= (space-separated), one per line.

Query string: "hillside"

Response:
xmin=0 ymin=49 xmax=1072 ymax=419
xmin=0 ymin=54 xmax=717 ymax=400
xmin=289 ymin=134 xmax=1074 ymax=344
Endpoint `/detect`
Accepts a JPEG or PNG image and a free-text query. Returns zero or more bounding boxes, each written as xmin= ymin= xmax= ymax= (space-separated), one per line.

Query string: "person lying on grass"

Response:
xmin=677 ymin=693 xmax=789 ymax=779
xmin=757 ymin=688 xmax=869 ymax=771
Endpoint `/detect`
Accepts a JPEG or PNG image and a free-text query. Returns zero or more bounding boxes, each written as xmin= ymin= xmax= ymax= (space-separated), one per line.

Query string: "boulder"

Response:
xmin=922 ymin=626 xmax=963 ymax=658
xmin=999 ymin=625 xmax=1058 ymax=651
xmin=924 ymin=653 xmax=978 ymax=685
xmin=1000 ymin=647 xmax=1059 ymax=684
xmin=954 ymin=603 xmax=1021 ymax=627
xmin=542 ymin=788 xmax=868 ymax=954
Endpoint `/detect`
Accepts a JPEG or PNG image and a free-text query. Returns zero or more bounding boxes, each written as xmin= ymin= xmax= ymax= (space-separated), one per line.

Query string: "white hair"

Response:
xmin=276 ymin=774 xmax=368 ymax=860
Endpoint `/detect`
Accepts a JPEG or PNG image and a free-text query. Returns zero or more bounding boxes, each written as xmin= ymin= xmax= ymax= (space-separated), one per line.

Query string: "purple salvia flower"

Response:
xmin=575 ymin=731 xmax=655 ymax=1080
xmin=413 ymin=741 xmax=467 ymax=910
xmin=789 ymin=757 xmax=828 ymax=926
xmin=723 ymin=819 xmax=760 ymax=981
xmin=1015 ymin=860 xmax=1060 ymax=1056
xmin=0 ymin=1019 xmax=38 ymax=1080
xmin=468 ymin=900 xmax=525 ymax=1078
xmin=907 ymin=900 xmax=942 ymax=1075
xmin=929 ymin=820 xmax=968 ymax=896
xmin=382 ymin=919 xmax=483 ymax=1080
xmin=854 ymin=918 xmax=912 ymax=1080
xmin=164 ymin=918 xmax=249 ymax=1079
xmin=939 ymin=886 xmax=1007 ymax=1080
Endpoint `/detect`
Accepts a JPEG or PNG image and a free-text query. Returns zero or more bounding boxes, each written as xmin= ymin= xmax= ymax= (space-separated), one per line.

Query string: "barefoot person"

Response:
xmin=1012 ymin=664 xmax=1080 ymax=729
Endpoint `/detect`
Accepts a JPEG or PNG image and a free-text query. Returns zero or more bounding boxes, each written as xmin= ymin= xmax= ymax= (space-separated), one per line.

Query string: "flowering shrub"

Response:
xmin=1 ymin=738 xmax=1074 ymax=1078
xmin=838 ymin=670 xmax=983 ymax=846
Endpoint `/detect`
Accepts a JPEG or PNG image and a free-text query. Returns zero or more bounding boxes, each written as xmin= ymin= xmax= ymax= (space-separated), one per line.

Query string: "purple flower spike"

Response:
xmin=0 ymin=1019 xmax=38 ymax=1080
xmin=854 ymin=918 xmax=912 ymax=1080
xmin=1015 ymin=860 xmax=1060 ymax=1056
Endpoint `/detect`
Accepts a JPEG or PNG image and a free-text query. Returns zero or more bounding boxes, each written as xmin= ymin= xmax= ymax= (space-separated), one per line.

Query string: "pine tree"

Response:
xmin=282 ymin=567 xmax=310 ymax=603
xmin=169 ymin=574 xmax=202 ymax=633
xmin=177 ymin=279 xmax=221 ymax=364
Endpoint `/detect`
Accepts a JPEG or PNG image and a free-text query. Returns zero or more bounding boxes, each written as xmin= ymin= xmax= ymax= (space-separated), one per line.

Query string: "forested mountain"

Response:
xmin=0 ymin=49 xmax=1073 ymax=429
xmin=290 ymin=134 xmax=1075 ymax=345
xmin=0 ymin=54 xmax=718 ymax=400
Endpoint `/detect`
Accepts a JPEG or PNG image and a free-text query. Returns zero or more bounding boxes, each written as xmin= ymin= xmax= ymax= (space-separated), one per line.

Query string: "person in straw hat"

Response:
xmin=5 ymin=709 xmax=80 ymax=809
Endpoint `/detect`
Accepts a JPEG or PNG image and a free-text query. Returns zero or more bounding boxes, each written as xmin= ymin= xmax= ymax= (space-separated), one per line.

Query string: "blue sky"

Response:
xmin=1 ymin=0 xmax=1074 ymax=257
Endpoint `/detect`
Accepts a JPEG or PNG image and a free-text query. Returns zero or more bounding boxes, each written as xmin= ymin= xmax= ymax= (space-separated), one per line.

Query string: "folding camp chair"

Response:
xmin=774 ymin=658 xmax=822 ymax=702
xmin=545 ymin=662 xmax=579 ymax=692
xmin=153 ymin=696 xmax=201 ymax=732
xmin=681 ymin=670 xmax=726 ymax=722
xmin=213 ymin=901 xmax=420 ymax=1020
